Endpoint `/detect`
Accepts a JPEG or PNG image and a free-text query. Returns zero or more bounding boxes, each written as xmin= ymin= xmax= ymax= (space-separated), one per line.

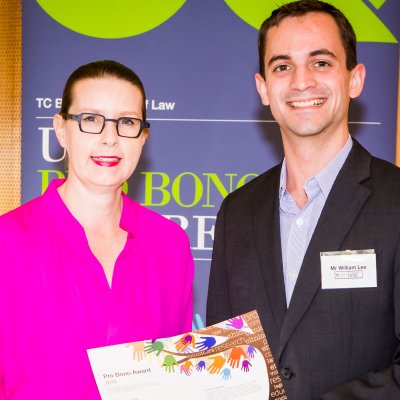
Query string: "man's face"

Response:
xmin=255 ymin=12 xmax=365 ymax=141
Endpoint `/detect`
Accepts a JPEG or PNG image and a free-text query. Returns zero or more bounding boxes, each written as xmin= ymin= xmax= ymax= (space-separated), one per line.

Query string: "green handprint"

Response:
xmin=144 ymin=340 xmax=164 ymax=356
xmin=162 ymin=354 xmax=178 ymax=373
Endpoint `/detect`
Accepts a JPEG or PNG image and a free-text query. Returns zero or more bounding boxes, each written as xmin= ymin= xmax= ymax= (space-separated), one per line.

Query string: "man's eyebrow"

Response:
xmin=267 ymin=54 xmax=290 ymax=67
xmin=310 ymin=49 xmax=337 ymax=58
xmin=267 ymin=49 xmax=337 ymax=67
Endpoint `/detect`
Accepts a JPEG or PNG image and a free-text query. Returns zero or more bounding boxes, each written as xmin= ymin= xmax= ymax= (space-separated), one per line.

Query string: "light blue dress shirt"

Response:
xmin=279 ymin=136 xmax=353 ymax=306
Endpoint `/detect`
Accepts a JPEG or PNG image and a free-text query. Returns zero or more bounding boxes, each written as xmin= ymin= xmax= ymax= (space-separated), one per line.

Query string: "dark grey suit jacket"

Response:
xmin=207 ymin=140 xmax=400 ymax=399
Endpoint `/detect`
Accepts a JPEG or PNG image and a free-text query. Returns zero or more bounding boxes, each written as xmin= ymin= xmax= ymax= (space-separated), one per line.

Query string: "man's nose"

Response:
xmin=290 ymin=66 xmax=317 ymax=91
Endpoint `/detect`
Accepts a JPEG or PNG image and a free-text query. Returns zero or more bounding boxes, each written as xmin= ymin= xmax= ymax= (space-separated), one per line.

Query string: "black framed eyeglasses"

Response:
xmin=61 ymin=112 xmax=150 ymax=138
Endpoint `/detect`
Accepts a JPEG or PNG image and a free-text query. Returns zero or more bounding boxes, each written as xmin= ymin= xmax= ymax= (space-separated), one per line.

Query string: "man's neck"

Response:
xmin=282 ymin=129 xmax=349 ymax=207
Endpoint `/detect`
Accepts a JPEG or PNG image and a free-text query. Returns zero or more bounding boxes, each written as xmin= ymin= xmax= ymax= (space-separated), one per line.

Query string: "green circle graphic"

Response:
xmin=37 ymin=0 xmax=187 ymax=39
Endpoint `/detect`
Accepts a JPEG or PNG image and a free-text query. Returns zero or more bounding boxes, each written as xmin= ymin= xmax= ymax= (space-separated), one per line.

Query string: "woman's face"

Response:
xmin=54 ymin=77 xmax=148 ymax=192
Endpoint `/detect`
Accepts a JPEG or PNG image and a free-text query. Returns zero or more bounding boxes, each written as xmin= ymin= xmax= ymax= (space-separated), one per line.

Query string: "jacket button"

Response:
xmin=281 ymin=367 xmax=294 ymax=380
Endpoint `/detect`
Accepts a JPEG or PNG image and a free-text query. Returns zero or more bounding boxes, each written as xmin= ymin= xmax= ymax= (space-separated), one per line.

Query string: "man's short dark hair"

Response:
xmin=258 ymin=0 xmax=357 ymax=78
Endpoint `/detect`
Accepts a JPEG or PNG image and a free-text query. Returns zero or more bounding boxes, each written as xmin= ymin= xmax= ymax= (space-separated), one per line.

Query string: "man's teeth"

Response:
xmin=290 ymin=99 xmax=324 ymax=107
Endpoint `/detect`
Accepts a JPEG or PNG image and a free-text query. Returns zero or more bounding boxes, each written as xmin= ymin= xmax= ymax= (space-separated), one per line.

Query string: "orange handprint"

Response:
xmin=207 ymin=355 xmax=226 ymax=374
xmin=228 ymin=346 xmax=246 ymax=368
xmin=125 ymin=341 xmax=145 ymax=361
xmin=175 ymin=333 xmax=196 ymax=352
xmin=180 ymin=361 xmax=194 ymax=376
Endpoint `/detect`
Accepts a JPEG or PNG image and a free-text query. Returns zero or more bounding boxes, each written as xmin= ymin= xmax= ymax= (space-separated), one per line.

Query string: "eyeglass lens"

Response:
xmin=80 ymin=113 xmax=142 ymax=137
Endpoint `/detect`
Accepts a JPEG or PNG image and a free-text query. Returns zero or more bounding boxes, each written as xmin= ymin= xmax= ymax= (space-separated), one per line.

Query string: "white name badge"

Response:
xmin=320 ymin=249 xmax=377 ymax=289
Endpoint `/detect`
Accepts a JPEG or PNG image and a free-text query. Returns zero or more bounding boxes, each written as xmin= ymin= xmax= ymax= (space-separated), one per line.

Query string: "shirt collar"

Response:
xmin=315 ymin=135 xmax=353 ymax=198
xmin=43 ymin=179 xmax=137 ymax=239
xmin=279 ymin=135 xmax=353 ymax=200
xmin=279 ymin=159 xmax=288 ymax=201
xmin=120 ymin=192 xmax=137 ymax=239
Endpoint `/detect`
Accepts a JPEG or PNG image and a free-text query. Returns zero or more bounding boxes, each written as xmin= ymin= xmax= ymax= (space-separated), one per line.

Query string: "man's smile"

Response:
xmin=288 ymin=98 xmax=326 ymax=108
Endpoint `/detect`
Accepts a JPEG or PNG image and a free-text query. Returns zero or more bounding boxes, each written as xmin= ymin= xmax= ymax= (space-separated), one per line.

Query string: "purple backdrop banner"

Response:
xmin=22 ymin=1 xmax=399 ymax=328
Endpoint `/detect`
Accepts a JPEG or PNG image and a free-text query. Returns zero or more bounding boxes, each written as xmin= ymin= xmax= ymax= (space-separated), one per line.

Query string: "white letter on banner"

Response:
xmin=192 ymin=215 xmax=216 ymax=250
xmin=39 ymin=127 xmax=66 ymax=162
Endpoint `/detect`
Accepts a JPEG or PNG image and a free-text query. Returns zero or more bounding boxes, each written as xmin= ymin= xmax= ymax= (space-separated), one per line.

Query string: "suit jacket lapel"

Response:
xmin=252 ymin=165 xmax=287 ymax=337
xmin=278 ymin=140 xmax=372 ymax=357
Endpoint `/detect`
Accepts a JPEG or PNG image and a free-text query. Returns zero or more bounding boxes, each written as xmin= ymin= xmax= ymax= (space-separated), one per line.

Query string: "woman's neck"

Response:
xmin=57 ymin=179 xmax=123 ymax=231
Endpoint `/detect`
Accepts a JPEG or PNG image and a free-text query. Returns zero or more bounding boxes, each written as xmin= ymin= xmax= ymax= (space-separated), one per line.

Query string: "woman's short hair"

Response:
xmin=60 ymin=60 xmax=147 ymax=120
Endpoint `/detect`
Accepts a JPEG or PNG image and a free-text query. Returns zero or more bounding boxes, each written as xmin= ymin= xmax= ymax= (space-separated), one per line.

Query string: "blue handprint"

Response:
xmin=220 ymin=368 xmax=231 ymax=381
xmin=196 ymin=336 xmax=216 ymax=352
xmin=246 ymin=345 xmax=257 ymax=358
xmin=196 ymin=360 xmax=206 ymax=372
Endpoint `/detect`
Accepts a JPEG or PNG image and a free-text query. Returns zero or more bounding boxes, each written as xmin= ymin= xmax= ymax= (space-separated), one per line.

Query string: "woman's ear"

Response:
xmin=139 ymin=128 xmax=149 ymax=145
xmin=53 ymin=113 xmax=67 ymax=148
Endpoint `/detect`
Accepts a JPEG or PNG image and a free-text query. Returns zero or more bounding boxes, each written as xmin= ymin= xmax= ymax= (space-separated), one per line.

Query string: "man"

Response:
xmin=206 ymin=1 xmax=400 ymax=399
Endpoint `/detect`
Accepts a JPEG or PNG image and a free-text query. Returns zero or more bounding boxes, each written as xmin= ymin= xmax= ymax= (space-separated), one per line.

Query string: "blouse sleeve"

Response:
xmin=180 ymin=240 xmax=195 ymax=333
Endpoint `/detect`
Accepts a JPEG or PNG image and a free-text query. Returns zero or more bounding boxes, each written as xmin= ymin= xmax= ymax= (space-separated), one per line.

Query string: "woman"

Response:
xmin=0 ymin=60 xmax=194 ymax=399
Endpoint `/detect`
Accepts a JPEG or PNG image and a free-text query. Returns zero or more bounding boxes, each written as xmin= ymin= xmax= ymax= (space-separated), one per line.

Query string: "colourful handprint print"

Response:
xmin=196 ymin=336 xmax=216 ymax=352
xmin=175 ymin=333 xmax=196 ymax=352
xmin=246 ymin=345 xmax=257 ymax=359
xmin=125 ymin=341 xmax=145 ymax=361
xmin=162 ymin=355 xmax=178 ymax=373
xmin=226 ymin=316 xmax=244 ymax=330
xmin=180 ymin=361 xmax=193 ymax=376
xmin=228 ymin=346 xmax=246 ymax=368
xmin=241 ymin=360 xmax=252 ymax=372
xmin=207 ymin=355 xmax=226 ymax=374
xmin=196 ymin=360 xmax=206 ymax=372
xmin=220 ymin=367 xmax=232 ymax=381
xmin=144 ymin=340 xmax=164 ymax=356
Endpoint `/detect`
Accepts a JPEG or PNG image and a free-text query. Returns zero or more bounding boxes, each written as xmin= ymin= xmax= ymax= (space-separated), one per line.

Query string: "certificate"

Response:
xmin=88 ymin=310 xmax=287 ymax=400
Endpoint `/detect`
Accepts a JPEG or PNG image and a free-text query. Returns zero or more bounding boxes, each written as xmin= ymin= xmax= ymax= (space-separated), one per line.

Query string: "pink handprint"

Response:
xmin=207 ymin=355 xmax=226 ymax=374
xmin=228 ymin=346 xmax=246 ymax=368
xmin=175 ymin=333 xmax=196 ymax=352
xmin=180 ymin=361 xmax=193 ymax=376
xmin=241 ymin=360 xmax=252 ymax=372
xmin=226 ymin=316 xmax=244 ymax=330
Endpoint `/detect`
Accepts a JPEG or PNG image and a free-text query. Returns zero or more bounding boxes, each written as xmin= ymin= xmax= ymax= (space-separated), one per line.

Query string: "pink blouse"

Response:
xmin=0 ymin=179 xmax=194 ymax=399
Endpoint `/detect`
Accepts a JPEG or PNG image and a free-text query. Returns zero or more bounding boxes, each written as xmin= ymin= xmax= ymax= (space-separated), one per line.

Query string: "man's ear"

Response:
xmin=349 ymin=63 xmax=366 ymax=99
xmin=255 ymin=73 xmax=270 ymax=106
xmin=53 ymin=114 xmax=67 ymax=148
